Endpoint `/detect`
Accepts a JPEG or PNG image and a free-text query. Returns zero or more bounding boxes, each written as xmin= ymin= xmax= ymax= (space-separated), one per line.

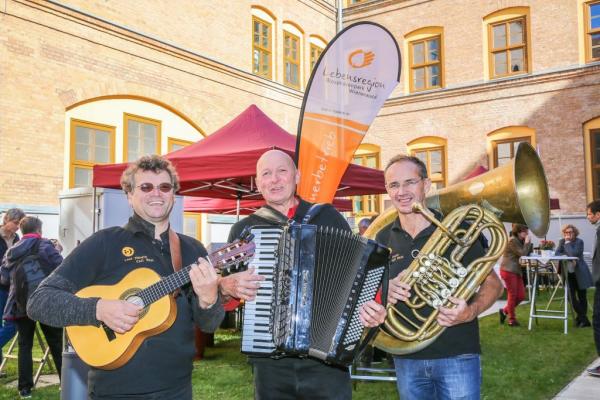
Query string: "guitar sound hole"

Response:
xmin=121 ymin=288 xmax=149 ymax=319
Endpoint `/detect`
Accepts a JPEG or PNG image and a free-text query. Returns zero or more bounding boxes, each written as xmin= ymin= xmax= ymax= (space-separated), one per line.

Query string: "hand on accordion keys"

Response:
xmin=218 ymin=266 xmax=265 ymax=301
xmin=359 ymin=300 xmax=387 ymax=328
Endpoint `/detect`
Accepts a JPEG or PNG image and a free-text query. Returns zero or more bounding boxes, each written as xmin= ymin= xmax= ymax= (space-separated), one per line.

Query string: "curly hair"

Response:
xmin=561 ymin=224 xmax=579 ymax=238
xmin=120 ymin=155 xmax=180 ymax=193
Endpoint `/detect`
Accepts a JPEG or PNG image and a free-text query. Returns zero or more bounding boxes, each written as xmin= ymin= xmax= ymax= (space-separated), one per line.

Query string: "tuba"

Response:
xmin=364 ymin=143 xmax=549 ymax=355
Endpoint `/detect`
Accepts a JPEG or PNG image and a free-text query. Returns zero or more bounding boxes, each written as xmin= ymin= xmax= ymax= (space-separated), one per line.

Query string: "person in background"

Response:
xmin=0 ymin=208 xmax=25 ymax=375
xmin=586 ymin=200 xmax=600 ymax=377
xmin=499 ymin=224 xmax=533 ymax=327
xmin=49 ymin=239 xmax=63 ymax=255
xmin=1 ymin=216 xmax=63 ymax=398
xmin=357 ymin=217 xmax=372 ymax=236
xmin=555 ymin=224 xmax=593 ymax=327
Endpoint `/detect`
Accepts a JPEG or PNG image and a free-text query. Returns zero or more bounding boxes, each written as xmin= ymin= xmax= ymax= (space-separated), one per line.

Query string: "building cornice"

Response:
xmin=9 ymin=0 xmax=304 ymax=104
xmin=382 ymin=63 xmax=600 ymax=113
xmin=299 ymin=0 xmax=337 ymax=18
xmin=344 ymin=0 xmax=431 ymax=21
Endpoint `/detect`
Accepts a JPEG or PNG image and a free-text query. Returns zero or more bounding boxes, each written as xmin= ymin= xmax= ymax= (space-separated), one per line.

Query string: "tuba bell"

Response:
xmin=364 ymin=143 xmax=549 ymax=355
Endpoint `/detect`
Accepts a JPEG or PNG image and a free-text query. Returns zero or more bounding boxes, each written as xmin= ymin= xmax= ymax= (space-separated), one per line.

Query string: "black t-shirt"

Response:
xmin=375 ymin=211 xmax=484 ymax=359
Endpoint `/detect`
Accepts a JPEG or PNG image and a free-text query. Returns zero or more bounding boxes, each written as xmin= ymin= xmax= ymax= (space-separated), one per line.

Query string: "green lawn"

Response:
xmin=1 ymin=290 xmax=596 ymax=399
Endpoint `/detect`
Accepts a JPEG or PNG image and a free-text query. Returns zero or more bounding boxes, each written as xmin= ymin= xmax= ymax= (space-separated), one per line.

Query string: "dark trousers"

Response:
xmin=15 ymin=317 xmax=63 ymax=391
xmin=566 ymin=272 xmax=589 ymax=323
xmin=252 ymin=358 xmax=351 ymax=400
xmin=594 ymin=283 xmax=600 ymax=356
xmin=90 ymin=382 xmax=192 ymax=400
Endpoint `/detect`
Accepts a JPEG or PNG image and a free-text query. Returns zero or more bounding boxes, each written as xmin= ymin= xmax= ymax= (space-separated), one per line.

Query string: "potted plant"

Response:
xmin=539 ymin=240 xmax=555 ymax=257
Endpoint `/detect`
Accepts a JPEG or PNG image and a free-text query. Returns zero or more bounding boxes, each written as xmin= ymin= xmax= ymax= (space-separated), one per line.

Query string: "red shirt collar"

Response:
xmin=286 ymin=197 xmax=300 ymax=218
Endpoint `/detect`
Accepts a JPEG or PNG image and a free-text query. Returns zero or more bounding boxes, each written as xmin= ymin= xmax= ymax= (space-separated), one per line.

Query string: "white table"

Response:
xmin=520 ymin=255 xmax=578 ymax=334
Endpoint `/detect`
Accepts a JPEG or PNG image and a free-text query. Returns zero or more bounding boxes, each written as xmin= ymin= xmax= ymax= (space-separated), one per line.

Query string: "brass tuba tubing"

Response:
xmin=376 ymin=205 xmax=508 ymax=354
xmin=365 ymin=143 xmax=549 ymax=355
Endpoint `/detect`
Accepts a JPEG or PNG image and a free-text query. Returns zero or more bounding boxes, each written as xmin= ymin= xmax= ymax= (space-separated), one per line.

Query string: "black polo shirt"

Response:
xmin=54 ymin=213 xmax=224 ymax=397
xmin=375 ymin=211 xmax=483 ymax=359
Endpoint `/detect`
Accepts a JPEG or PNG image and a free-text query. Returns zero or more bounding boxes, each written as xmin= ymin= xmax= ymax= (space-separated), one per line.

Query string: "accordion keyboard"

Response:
xmin=241 ymin=227 xmax=283 ymax=355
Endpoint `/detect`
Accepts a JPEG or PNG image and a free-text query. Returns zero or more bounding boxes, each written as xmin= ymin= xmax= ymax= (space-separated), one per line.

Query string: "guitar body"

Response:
xmin=66 ymin=268 xmax=177 ymax=370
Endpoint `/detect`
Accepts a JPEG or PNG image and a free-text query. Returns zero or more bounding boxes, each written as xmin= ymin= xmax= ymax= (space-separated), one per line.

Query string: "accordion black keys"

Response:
xmin=241 ymin=224 xmax=389 ymax=366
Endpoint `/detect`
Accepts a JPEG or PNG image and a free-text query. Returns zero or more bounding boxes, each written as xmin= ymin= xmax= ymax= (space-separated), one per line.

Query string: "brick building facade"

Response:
xmin=2 ymin=0 xmax=600 ymax=244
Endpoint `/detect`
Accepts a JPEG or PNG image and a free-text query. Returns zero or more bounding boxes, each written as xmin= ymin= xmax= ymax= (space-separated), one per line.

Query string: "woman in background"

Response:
xmin=499 ymin=224 xmax=533 ymax=326
xmin=555 ymin=224 xmax=593 ymax=327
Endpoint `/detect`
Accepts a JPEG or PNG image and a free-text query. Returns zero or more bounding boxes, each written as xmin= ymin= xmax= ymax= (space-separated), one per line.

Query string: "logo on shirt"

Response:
xmin=122 ymin=247 xmax=135 ymax=257
xmin=390 ymin=253 xmax=404 ymax=263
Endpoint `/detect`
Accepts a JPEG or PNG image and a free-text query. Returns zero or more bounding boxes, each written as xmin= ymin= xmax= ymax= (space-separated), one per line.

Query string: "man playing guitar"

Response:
xmin=28 ymin=155 xmax=224 ymax=399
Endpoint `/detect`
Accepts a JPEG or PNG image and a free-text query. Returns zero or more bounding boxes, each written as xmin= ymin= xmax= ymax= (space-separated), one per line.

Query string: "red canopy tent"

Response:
xmin=183 ymin=197 xmax=353 ymax=215
xmin=92 ymin=105 xmax=385 ymax=200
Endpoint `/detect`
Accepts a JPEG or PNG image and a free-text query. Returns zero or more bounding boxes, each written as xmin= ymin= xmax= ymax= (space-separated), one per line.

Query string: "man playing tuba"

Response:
xmin=376 ymin=154 xmax=503 ymax=400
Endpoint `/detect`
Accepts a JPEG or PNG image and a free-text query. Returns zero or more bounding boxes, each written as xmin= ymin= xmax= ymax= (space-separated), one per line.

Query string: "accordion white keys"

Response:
xmin=241 ymin=224 xmax=390 ymax=367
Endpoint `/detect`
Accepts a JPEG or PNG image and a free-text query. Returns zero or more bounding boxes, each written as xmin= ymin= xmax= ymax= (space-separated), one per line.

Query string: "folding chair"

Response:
xmin=0 ymin=323 xmax=56 ymax=387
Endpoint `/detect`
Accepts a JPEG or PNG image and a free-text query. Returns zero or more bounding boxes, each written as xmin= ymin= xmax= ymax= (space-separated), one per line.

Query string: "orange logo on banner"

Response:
xmin=348 ymin=50 xmax=375 ymax=68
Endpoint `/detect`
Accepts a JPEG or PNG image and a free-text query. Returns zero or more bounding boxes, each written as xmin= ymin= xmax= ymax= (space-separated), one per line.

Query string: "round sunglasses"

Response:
xmin=136 ymin=182 xmax=174 ymax=193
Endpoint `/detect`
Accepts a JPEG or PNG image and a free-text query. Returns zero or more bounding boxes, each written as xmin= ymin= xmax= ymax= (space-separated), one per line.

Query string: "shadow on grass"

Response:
xmin=0 ymin=289 xmax=595 ymax=399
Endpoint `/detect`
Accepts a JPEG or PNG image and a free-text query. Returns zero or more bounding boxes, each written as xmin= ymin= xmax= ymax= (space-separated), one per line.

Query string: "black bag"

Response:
xmin=13 ymin=240 xmax=52 ymax=313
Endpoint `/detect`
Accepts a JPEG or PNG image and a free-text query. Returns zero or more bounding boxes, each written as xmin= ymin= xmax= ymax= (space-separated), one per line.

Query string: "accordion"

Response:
xmin=241 ymin=224 xmax=389 ymax=366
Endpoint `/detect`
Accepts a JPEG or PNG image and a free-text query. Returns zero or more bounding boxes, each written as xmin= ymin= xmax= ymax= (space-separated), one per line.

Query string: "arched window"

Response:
xmin=407 ymin=136 xmax=448 ymax=189
xmin=404 ymin=27 xmax=444 ymax=93
xmin=352 ymin=144 xmax=381 ymax=216
xmin=486 ymin=126 xmax=535 ymax=169
xmin=69 ymin=119 xmax=115 ymax=188
xmin=251 ymin=6 xmax=276 ymax=80
xmin=283 ymin=21 xmax=304 ymax=89
xmin=309 ymin=35 xmax=327 ymax=73
xmin=583 ymin=1 xmax=600 ymax=63
xmin=483 ymin=7 xmax=531 ymax=80
xmin=584 ymin=117 xmax=600 ymax=201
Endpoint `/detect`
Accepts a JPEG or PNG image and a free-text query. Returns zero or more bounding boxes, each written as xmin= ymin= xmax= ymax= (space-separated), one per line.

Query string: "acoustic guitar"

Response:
xmin=65 ymin=237 xmax=255 ymax=370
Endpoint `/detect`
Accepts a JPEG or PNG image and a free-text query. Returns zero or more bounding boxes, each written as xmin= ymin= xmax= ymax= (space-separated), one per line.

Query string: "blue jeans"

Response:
xmin=0 ymin=289 xmax=16 ymax=352
xmin=394 ymin=354 xmax=481 ymax=400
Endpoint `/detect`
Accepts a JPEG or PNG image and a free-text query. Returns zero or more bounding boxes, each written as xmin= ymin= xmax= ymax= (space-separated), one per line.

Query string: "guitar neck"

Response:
xmin=136 ymin=253 xmax=220 ymax=307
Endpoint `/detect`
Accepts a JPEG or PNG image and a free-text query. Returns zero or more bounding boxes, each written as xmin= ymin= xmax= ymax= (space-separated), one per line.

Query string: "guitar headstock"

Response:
xmin=209 ymin=233 xmax=255 ymax=272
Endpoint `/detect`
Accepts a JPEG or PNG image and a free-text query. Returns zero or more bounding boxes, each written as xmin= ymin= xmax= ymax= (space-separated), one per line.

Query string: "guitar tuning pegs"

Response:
xmin=239 ymin=227 xmax=254 ymax=242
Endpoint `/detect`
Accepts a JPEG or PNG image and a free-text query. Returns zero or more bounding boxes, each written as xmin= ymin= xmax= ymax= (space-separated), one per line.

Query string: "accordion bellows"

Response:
xmin=242 ymin=224 xmax=389 ymax=366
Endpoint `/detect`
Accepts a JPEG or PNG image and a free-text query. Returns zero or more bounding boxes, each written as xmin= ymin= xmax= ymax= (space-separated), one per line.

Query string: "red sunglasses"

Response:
xmin=136 ymin=182 xmax=174 ymax=193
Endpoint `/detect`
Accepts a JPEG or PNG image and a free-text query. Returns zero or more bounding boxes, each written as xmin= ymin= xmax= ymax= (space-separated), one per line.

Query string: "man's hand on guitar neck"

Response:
xmin=96 ymin=300 xmax=142 ymax=334
xmin=190 ymin=257 xmax=219 ymax=309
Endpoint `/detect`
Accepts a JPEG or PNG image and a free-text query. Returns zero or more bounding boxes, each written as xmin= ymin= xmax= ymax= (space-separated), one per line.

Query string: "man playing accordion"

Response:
xmin=219 ymin=149 xmax=386 ymax=400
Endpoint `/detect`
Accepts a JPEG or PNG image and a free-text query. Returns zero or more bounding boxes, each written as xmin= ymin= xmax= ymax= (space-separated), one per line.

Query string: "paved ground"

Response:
xmin=4 ymin=373 xmax=59 ymax=389
xmin=553 ymin=357 xmax=600 ymax=400
xmin=482 ymin=300 xmax=600 ymax=400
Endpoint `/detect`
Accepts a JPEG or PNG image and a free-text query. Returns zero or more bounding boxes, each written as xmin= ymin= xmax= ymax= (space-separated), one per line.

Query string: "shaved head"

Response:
xmin=256 ymin=150 xmax=296 ymax=175
xmin=256 ymin=150 xmax=300 ymax=210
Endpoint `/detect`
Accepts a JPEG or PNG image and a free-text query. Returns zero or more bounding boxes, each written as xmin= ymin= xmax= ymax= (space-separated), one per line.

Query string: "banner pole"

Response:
xmin=336 ymin=0 xmax=343 ymax=33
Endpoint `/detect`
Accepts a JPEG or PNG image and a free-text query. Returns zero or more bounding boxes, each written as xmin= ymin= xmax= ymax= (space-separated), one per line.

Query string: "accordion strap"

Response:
xmin=254 ymin=205 xmax=290 ymax=225
xmin=301 ymin=203 xmax=329 ymax=224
